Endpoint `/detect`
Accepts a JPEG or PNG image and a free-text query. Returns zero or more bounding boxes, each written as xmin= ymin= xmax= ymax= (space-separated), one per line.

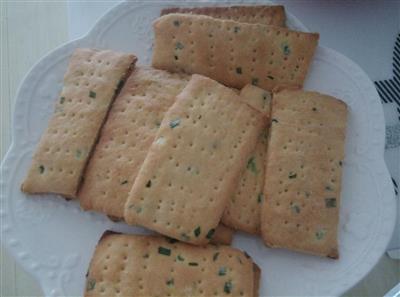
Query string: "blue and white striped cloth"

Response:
xmin=375 ymin=34 xmax=400 ymax=108
xmin=375 ymin=33 xmax=400 ymax=257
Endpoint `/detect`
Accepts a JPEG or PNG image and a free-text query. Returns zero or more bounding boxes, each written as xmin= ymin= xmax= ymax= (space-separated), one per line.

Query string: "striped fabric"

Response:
xmin=376 ymin=33 xmax=400 ymax=255
xmin=374 ymin=33 xmax=400 ymax=196
xmin=392 ymin=177 xmax=399 ymax=196
xmin=375 ymin=34 xmax=400 ymax=116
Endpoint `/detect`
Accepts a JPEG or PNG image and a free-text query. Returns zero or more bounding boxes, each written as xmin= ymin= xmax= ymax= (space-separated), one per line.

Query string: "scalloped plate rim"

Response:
xmin=0 ymin=1 xmax=396 ymax=297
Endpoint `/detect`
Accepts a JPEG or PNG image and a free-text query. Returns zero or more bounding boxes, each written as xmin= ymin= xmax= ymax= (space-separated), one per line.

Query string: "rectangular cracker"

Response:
xmin=124 ymin=75 xmax=267 ymax=245
xmin=78 ymin=67 xmax=190 ymax=218
xmin=261 ymin=90 xmax=347 ymax=259
xmin=210 ymin=224 xmax=234 ymax=245
xmin=21 ymin=48 xmax=137 ymax=198
xmin=161 ymin=5 xmax=286 ymax=27
xmin=238 ymin=85 xmax=273 ymax=116
xmin=84 ymin=232 xmax=259 ymax=297
xmin=222 ymin=85 xmax=271 ymax=234
xmin=152 ymin=13 xmax=319 ymax=91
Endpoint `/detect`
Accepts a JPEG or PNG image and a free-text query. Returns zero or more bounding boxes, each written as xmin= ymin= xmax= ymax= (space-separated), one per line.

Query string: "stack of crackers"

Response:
xmin=21 ymin=5 xmax=348 ymax=296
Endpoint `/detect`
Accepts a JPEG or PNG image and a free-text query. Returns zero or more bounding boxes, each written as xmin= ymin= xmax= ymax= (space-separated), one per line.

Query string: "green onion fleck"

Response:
xmin=175 ymin=42 xmax=184 ymax=50
xmin=143 ymin=253 xmax=149 ymax=258
xmin=288 ymin=172 xmax=297 ymax=179
xmin=246 ymin=157 xmax=257 ymax=174
xmin=177 ymin=254 xmax=184 ymax=261
xmin=169 ymin=119 xmax=181 ymax=128
xmin=281 ymin=42 xmax=291 ymax=56
xmin=206 ymin=228 xmax=215 ymax=239
xmin=86 ymin=278 xmax=96 ymax=291
xmin=218 ymin=267 xmax=227 ymax=276
xmin=315 ymin=229 xmax=326 ymax=240
xmin=251 ymin=78 xmax=259 ymax=86
xmin=257 ymin=193 xmax=264 ymax=203
xmin=272 ymin=118 xmax=278 ymax=123
xmin=173 ymin=20 xmax=180 ymax=27
xmin=75 ymin=149 xmax=82 ymax=159
xmin=194 ymin=226 xmax=201 ymax=237
xmin=224 ymin=281 xmax=233 ymax=294
xmin=174 ymin=55 xmax=179 ymax=60
xmin=158 ymin=246 xmax=171 ymax=256
xmin=325 ymin=186 xmax=333 ymax=191
xmin=166 ymin=278 xmax=174 ymax=287
xmin=188 ymin=262 xmax=198 ymax=266
xmin=121 ymin=180 xmax=128 ymax=185
xmin=325 ymin=198 xmax=337 ymax=208
xmin=234 ymin=26 xmax=240 ymax=33
xmin=60 ymin=97 xmax=65 ymax=104
xmin=89 ymin=90 xmax=96 ymax=98
xmin=236 ymin=67 xmax=242 ymax=74
xmin=38 ymin=165 xmax=45 ymax=174
xmin=213 ymin=252 xmax=219 ymax=261
xmin=291 ymin=204 xmax=301 ymax=214
xmin=146 ymin=180 xmax=152 ymax=188
xmin=339 ymin=161 xmax=343 ymax=167
xmin=312 ymin=107 xmax=317 ymax=111
xmin=267 ymin=75 xmax=274 ymax=80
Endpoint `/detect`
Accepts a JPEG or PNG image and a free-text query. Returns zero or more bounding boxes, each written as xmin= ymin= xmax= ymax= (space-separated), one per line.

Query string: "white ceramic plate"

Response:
xmin=0 ymin=1 xmax=396 ymax=296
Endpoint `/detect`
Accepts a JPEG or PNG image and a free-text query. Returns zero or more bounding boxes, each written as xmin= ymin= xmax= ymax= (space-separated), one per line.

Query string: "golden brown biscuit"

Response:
xmin=124 ymin=75 xmax=267 ymax=245
xmin=21 ymin=48 xmax=137 ymax=198
xmin=222 ymin=85 xmax=271 ymax=234
xmin=79 ymin=67 xmax=189 ymax=218
xmin=152 ymin=13 xmax=318 ymax=91
xmin=261 ymin=90 xmax=347 ymax=259
xmin=210 ymin=224 xmax=235 ymax=245
xmin=84 ymin=232 xmax=259 ymax=297
xmin=161 ymin=5 xmax=286 ymax=27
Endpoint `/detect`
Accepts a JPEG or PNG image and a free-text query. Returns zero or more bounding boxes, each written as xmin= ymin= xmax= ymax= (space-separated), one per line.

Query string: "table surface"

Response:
xmin=1 ymin=1 xmax=399 ymax=296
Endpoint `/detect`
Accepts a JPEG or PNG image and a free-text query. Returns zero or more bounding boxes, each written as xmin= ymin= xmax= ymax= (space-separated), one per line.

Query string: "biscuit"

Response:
xmin=21 ymin=48 xmax=137 ymax=198
xmin=124 ymin=75 xmax=266 ymax=245
xmin=161 ymin=5 xmax=286 ymax=27
xmin=261 ymin=90 xmax=347 ymax=258
xmin=84 ymin=232 xmax=259 ymax=297
xmin=222 ymin=85 xmax=271 ymax=234
xmin=210 ymin=224 xmax=234 ymax=245
xmin=222 ymin=140 xmax=267 ymax=234
xmin=79 ymin=67 xmax=189 ymax=218
xmin=238 ymin=84 xmax=272 ymax=115
xmin=152 ymin=13 xmax=318 ymax=91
